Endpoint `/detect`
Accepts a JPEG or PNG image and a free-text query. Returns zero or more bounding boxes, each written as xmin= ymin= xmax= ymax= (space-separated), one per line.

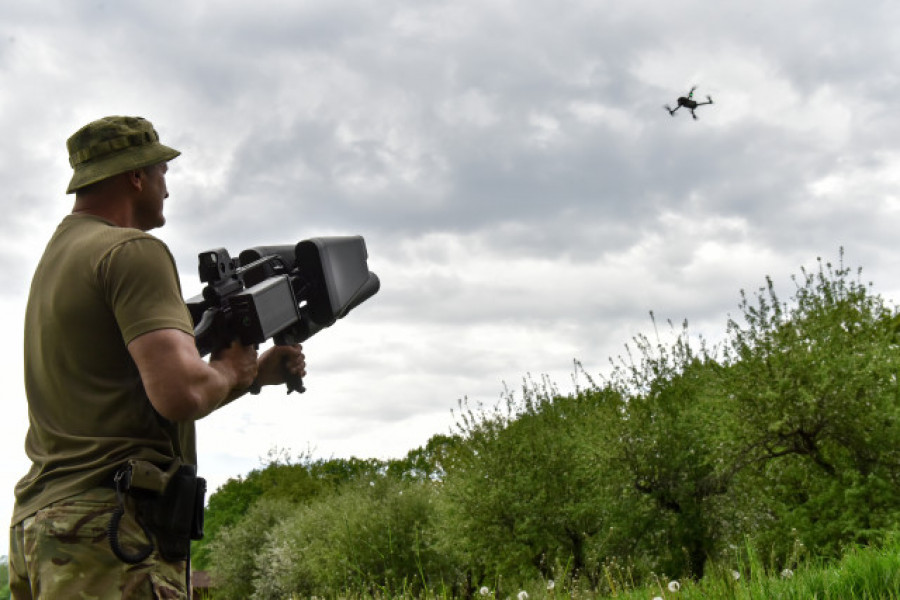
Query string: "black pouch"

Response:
xmin=108 ymin=460 xmax=207 ymax=564
xmin=141 ymin=464 xmax=207 ymax=562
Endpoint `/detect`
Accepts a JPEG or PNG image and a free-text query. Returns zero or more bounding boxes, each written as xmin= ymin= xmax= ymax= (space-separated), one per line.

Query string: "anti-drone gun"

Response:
xmin=186 ymin=236 xmax=380 ymax=394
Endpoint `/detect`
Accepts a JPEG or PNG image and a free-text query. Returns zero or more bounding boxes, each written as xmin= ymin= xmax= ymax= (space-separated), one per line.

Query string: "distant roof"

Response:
xmin=192 ymin=570 xmax=213 ymax=589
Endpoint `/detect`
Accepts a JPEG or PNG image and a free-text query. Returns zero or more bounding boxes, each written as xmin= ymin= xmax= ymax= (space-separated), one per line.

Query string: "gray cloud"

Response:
xmin=3 ymin=0 xmax=900 ymax=555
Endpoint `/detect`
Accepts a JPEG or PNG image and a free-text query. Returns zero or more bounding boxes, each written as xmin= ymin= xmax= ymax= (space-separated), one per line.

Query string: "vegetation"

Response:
xmin=198 ymin=253 xmax=900 ymax=598
xmin=0 ymin=555 xmax=9 ymax=600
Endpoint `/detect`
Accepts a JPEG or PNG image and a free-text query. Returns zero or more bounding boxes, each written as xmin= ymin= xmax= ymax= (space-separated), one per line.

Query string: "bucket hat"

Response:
xmin=66 ymin=116 xmax=180 ymax=194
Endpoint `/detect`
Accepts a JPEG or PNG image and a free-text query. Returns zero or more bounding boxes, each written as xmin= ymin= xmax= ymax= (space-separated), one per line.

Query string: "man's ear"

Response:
xmin=127 ymin=169 xmax=144 ymax=192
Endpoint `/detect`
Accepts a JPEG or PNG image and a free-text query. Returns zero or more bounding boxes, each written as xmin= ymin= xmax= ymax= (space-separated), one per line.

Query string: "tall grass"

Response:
xmin=342 ymin=539 xmax=900 ymax=600
xmin=583 ymin=539 xmax=900 ymax=600
xmin=202 ymin=537 xmax=900 ymax=598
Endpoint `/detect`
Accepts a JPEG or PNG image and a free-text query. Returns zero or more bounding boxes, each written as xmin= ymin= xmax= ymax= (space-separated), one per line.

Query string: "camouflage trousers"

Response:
xmin=9 ymin=488 xmax=188 ymax=599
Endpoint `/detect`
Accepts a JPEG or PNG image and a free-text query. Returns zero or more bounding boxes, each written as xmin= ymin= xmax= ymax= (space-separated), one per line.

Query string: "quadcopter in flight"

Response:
xmin=665 ymin=86 xmax=714 ymax=120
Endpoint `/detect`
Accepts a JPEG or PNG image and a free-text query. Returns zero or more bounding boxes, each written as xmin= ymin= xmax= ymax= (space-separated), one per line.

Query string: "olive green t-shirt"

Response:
xmin=14 ymin=214 xmax=196 ymax=523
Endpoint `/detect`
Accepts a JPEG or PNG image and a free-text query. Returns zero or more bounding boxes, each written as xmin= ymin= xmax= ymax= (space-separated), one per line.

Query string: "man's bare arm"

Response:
xmin=128 ymin=328 xmax=258 ymax=422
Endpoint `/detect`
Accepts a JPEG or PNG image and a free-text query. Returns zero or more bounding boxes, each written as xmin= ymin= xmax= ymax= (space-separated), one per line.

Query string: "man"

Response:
xmin=9 ymin=116 xmax=305 ymax=599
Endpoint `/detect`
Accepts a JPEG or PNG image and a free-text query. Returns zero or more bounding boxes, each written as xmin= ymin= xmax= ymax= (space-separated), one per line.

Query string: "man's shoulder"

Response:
xmin=62 ymin=214 xmax=163 ymax=244
xmin=58 ymin=214 xmax=171 ymax=262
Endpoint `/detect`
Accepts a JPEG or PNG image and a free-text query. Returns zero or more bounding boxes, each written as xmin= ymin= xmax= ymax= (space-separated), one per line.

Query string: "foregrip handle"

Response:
xmin=285 ymin=367 xmax=306 ymax=394
xmin=247 ymin=350 xmax=305 ymax=395
xmin=274 ymin=332 xmax=306 ymax=394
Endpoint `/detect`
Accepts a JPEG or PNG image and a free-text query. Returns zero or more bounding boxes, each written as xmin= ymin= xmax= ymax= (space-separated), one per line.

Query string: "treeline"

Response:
xmin=197 ymin=255 xmax=900 ymax=599
xmin=0 ymin=556 xmax=8 ymax=600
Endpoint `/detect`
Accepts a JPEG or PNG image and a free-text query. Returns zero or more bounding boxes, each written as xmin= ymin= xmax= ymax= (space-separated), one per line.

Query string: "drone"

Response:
xmin=665 ymin=86 xmax=714 ymax=120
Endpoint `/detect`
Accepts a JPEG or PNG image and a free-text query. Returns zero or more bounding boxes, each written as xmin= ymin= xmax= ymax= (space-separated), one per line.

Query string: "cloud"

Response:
xmin=3 ymin=0 xmax=900 ymax=558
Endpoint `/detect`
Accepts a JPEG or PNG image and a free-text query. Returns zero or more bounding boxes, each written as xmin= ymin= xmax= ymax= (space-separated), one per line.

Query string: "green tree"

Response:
xmin=722 ymin=255 xmax=900 ymax=559
xmin=251 ymin=478 xmax=450 ymax=598
xmin=197 ymin=450 xmax=391 ymax=569
xmin=307 ymin=455 xmax=390 ymax=485
xmin=207 ymin=496 xmax=295 ymax=600
xmin=0 ymin=555 xmax=9 ymax=600
xmin=194 ymin=450 xmax=326 ymax=569
xmin=386 ymin=433 xmax=465 ymax=482
xmin=601 ymin=320 xmax=745 ymax=579
xmin=439 ymin=377 xmax=631 ymax=594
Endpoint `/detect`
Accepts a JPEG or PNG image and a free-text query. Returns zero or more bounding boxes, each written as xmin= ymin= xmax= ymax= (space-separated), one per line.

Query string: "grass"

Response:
xmin=572 ymin=541 xmax=900 ymax=600
xmin=202 ymin=539 xmax=900 ymax=599
xmin=428 ymin=541 xmax=900 ymax=600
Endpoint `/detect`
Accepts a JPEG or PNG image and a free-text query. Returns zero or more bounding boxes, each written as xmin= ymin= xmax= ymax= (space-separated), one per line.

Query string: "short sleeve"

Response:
xmin=100 ymin=237 xmax=195 ymax=344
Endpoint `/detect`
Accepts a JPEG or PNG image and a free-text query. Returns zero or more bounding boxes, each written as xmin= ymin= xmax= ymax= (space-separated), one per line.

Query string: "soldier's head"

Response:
xmin=65 ymin=116 xmax=180 ymax=195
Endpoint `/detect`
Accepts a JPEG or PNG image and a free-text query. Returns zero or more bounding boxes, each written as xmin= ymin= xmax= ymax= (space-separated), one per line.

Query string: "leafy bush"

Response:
xmin=0 ymin=555 xmax=9 ymax=600
xmin=250 ymin=478 xmax=451 ymax=598
xmin=195 ymin=450 xmax=392 ymax=569
xmin=207 ymin=496 xmax=294 ymax=600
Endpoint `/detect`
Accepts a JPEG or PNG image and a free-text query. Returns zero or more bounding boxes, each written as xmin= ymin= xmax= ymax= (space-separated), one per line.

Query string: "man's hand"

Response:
xmin=256 ymin=344 xmax=306 ymax=387
xmin=210 ymin=339 xmax=259 ymax=391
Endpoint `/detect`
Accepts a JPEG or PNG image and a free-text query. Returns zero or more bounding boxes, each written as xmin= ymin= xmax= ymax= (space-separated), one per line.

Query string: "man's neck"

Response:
xmin=71 ymin=196 xmax=133 ymax=229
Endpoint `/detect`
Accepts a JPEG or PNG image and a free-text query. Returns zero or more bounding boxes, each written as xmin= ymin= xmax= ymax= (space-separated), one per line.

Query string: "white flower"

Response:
xmin=731 ymin=570 xmax=740 ymax=580
xmin=668 ymin=580 xmax=681 ymax=592
xmin=653 ymin=597 xmax=664 ymax=600
xmin=781 ymin=568 xmax=794 ymax=579
xmin=546 ymin=580 xmax=555 ymax=591
xmin=479 ymin=586 xmax=490 ymax=596
xmin=517 ymin=591 xmax=528 ymax=600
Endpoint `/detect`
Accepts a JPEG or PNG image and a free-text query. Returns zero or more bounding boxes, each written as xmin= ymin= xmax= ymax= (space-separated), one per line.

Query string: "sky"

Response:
xmin=3 ymin=0 xmax=900 ymax=556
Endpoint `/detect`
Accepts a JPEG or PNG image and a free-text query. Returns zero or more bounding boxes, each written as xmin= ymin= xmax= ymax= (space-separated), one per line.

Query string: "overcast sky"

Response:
xmin=3 ymin=0 xmax=900 ymax=556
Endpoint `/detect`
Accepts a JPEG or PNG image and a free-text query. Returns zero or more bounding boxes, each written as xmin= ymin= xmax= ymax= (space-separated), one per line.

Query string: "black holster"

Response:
xmin=108 ymin=459 xmax=207 ymax=563
xmin=138 ymin=463 xmax=207 ymax=561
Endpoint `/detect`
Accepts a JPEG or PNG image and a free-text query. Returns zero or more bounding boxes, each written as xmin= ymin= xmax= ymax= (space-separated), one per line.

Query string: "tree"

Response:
xmin=0 ymin=555 xmax=9 ymax=600
xmin=386 ymin=433 xmax=465 ymax=482
xmin=602 ymin=319 xmax=744 ymax=579
xmin=439 ymin=377 xmax=631 ymax=594
xmin=194 ymin=450 xmax=326 ymax=569
xmin=251 ymin=478 xmax=450 ymax=598
xmin=722 ymin=255 xmax=900 ymax=558
xmin=207 ymin=497 xmax=295 ymax=600
xmin=197 ymin=450 xmax=393 ymax=569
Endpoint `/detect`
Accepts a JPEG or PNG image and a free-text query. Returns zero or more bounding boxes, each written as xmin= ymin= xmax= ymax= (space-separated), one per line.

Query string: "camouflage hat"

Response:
xmin=65 ymin=116 xmax=180 ymax=194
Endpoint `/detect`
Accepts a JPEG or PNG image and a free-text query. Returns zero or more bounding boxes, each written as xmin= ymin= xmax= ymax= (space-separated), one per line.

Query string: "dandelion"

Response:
xmin=479 ymin=586 xmax=490 ymax=596
xmin=517 ymin=591 xmax=528 ymax=600
xmin=668 ymin=580 xmax=681 ymax=592
xmin=781 ymin=568 xmax=794 ymax=579
xmin=546 ymin=580 xmax=555 ymax=591
xmin=731 ymin=570 xmax=740 ymax=581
